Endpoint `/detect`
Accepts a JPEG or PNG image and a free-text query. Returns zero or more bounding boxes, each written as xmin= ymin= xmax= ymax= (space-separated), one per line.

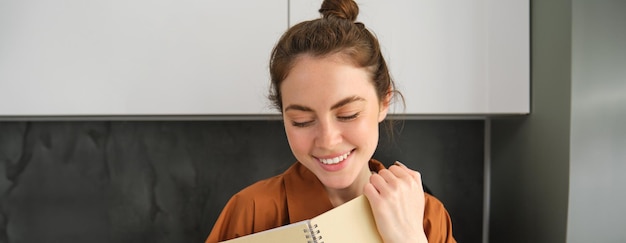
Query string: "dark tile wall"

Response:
xmin=0 ymin=120 xmax=483 ymax=243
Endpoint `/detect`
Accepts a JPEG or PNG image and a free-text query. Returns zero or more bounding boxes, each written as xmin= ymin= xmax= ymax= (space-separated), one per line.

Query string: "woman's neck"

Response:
xmin=325 ymin=162 xmax=372 ymax=207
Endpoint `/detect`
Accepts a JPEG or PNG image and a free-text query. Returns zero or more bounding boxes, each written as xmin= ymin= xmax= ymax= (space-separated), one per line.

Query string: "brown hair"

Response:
xmin=268 ymin=0 xmax=403 ymax=113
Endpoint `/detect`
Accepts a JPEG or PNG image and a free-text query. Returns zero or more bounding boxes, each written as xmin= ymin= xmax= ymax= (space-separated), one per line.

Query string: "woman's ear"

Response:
xmin=378 ymin=91 xmax=392 ymax=122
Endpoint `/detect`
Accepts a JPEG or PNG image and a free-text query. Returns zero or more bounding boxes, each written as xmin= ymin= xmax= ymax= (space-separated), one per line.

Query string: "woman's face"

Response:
xmin=281 ymin=53 xmax=389 ymax=190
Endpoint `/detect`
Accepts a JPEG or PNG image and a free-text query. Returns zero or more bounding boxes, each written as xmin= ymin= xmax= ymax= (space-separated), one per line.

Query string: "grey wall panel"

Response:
xmin=0 ymin=120 xmax=483 ymax=243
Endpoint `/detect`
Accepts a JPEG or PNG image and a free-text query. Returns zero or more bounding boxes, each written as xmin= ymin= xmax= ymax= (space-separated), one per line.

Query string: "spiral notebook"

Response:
xmin=219 ymin=195 xmax=383 ymax=243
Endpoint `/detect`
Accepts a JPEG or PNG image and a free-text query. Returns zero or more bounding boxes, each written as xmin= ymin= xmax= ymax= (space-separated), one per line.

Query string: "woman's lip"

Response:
xmin=314 ymin=149 xmax=354 ymax=160
xmin=316 ymin=149 xmax=353 ymax=171
xmin=316 ymin=151 xmax=348 ymax=159
xmin=315 ymin=149 xmax=355 ymax=165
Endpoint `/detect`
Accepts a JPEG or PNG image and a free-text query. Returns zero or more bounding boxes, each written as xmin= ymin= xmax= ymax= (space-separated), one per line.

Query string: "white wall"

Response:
xmin=568 ymin=1 xmax=626 ymax=242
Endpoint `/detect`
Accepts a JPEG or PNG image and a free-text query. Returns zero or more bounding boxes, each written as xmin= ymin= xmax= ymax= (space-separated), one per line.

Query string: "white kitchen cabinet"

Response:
xmin=290 ymin=0 xmax=529 ymax=115
xmin=0 ymin=0 xmax=287 ymax=117
xmin=0 ymin=0 xmax=528 ymax=118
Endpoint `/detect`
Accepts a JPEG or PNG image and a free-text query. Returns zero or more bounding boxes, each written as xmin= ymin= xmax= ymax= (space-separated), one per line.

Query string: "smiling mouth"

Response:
xmin=318 ymin=150 xmax=352 ymax=165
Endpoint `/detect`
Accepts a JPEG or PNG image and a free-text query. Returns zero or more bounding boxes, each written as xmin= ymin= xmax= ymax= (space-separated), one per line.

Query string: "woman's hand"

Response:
xmin=363 ymin=161 xmax=428 ymax=243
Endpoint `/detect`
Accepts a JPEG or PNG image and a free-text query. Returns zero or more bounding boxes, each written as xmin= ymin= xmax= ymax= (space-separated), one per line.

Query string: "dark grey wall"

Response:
xmin=490 ymin=0 xmax=572 ymax=242
xmin=0 ymin=120 xmax=483 ymax=243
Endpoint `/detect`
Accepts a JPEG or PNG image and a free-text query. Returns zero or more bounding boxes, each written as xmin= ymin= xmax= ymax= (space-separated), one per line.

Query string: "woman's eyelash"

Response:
xmin=291 ymin=113 xmax=359 ymax=127
xmin=292 ymin=121 xmax=313 ymax=127
xmin=338 ymin=113 xmax=359 ymax=121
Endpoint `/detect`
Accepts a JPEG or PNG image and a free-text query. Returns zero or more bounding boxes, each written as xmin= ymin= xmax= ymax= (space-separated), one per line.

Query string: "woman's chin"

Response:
xmin=319 ymin=176 xmax=356 ymax=191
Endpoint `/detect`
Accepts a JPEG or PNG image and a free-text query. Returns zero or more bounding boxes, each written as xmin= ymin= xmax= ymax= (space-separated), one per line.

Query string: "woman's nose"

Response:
xmin=315 ymin=119 xmax=342 ymax=149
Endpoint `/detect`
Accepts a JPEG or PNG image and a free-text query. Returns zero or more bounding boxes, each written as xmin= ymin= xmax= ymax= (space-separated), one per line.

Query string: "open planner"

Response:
xmin=219 ymin=195 xmax=383 ymax=243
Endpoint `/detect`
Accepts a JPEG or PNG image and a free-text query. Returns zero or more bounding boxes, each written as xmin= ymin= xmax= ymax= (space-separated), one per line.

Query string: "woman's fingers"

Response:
xmin=392 ymin=161 xmax=422 ymax=183
xmin=364 ymin=161 xmax=428 ymax=243
xmin=368 ymin=172 xmax=389 ymax=196
xmin=371 ymin=161 xmax=423 ymax=195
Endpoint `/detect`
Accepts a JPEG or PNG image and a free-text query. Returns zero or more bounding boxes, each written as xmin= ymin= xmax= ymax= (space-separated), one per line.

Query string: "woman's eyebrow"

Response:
xmin=331 ymin=96 xmax=365 ymax=110
xmin=284 ymin=96 xmax=364 ymax=112
xmin=284 ymin=104 xmax=313 ymax=112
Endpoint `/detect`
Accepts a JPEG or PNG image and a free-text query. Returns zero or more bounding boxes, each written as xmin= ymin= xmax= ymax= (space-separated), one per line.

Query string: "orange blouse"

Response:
xmin=206 ymin=160 xmax=456 ymax=243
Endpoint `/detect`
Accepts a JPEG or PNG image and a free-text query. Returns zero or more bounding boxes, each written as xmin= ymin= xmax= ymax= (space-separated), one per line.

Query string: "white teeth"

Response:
xmin=319 ymin=151 xmax=351 ymax=165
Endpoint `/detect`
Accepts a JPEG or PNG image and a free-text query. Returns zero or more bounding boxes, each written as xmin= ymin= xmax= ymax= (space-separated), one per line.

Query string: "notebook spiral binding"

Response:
xmin=303 ymin=223 xmax=324 ymax=243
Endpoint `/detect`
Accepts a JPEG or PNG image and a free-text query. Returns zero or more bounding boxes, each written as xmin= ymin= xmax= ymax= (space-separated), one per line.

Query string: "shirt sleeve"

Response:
xmin=423 ymin=194 xmax=457 ymax=243
xmin=205 ymin=182 xmax=289 ymax=243
xmin=205 ymin=194 xmax=255 ymax=243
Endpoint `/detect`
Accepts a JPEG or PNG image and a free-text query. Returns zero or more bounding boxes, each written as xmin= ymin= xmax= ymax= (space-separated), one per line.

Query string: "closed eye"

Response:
xmin=337 ymin=112 xmax=359 ymax=121
xmin=292 ymin=120 xmax=314 ymax=127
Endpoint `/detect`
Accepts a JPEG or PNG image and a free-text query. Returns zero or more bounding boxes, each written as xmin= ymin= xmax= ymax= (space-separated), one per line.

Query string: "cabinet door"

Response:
xmin=0 ymin=0 xmax=287 ymax=117
xmin=290 ymin=0 xmax=529 ymax=115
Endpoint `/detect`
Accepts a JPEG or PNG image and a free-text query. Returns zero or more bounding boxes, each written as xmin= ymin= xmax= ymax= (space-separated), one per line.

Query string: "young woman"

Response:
xmin=206 ymin=0 xmax=455 ymax=242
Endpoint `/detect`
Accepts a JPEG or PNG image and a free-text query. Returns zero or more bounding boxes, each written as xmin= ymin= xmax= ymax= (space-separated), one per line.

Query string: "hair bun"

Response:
xmin=319 ymin=0 xmax=359 ymax=22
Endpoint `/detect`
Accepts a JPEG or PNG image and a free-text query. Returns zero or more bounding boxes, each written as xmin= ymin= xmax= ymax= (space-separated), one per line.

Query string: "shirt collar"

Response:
xmin=283 ymin=159 xmax=386 ymax=223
